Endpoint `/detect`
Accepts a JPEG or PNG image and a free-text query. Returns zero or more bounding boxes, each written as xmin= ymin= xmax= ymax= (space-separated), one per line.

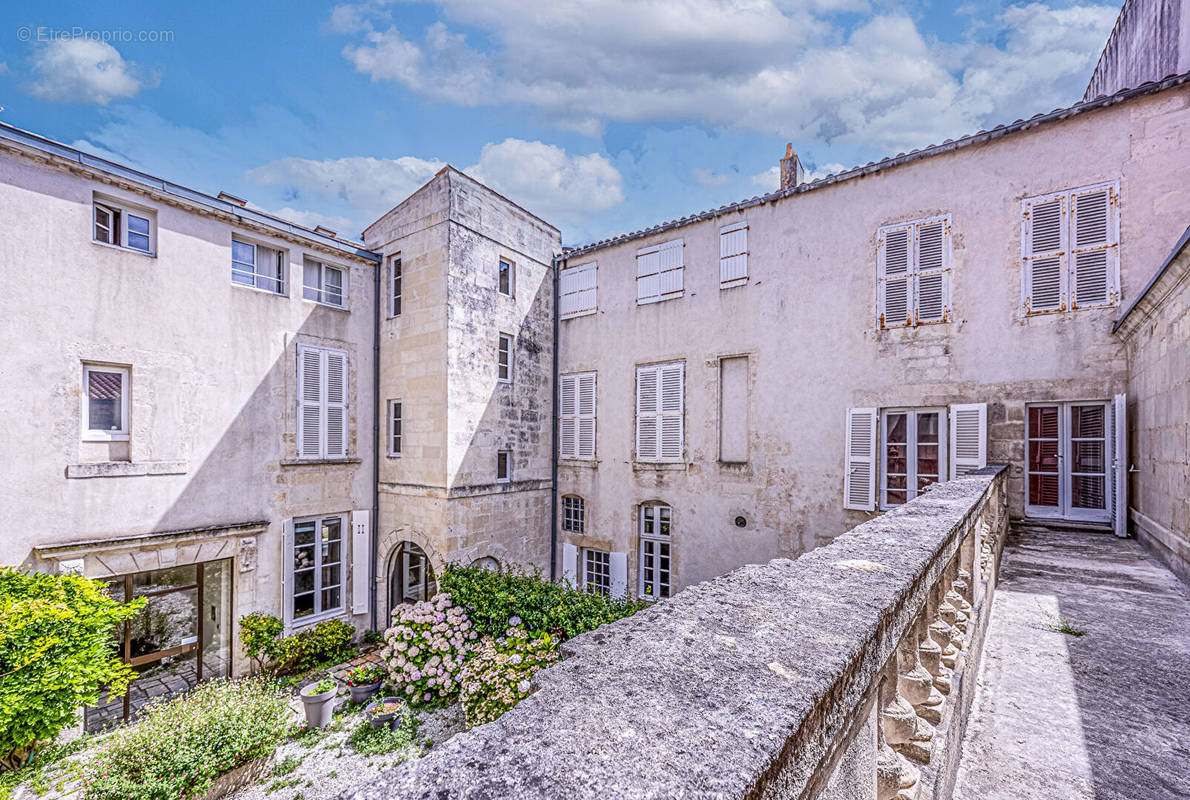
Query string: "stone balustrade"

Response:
xmin=345 ymin=466 xmax=1009 ymax=800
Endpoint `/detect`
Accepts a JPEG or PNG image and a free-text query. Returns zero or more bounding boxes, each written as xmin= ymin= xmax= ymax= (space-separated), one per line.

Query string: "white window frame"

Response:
xmin=497 ymin=334 xmax=513 ymax=383
xmin=92 ymin=196 xmax=156 ymax=256
xmin=581 ymin=548 xmax=611 ymax=596
xmin=498 ymin=257 xmax=515 ymax=297
xmin=303 ymin=258 xmax=347 ymax=309
xmin=497 ymin=450 xmax=511 ymax=483
xmin=560 ymin=262 xmax=597 ymax=319
xmin=559 ymin=371 xmax=597 ymax=460
xmin=81 ymin=363 xmax=130 ymax=442
xmin=638 ymin=503 xmax=672 ymax=600
xmin=719 ymin=221 xmax=748 ymax=288
xmin=389 ymin=255 xmax=402 ymax=317
xmin=636 ymin=239 xmax=684 ymax=305
xmin=1021 ymin=181 xmax=1120 ymax=315
xmin=231 ymin=236 xmax=287 ymax=295
xmin=561 ymin=495 xmax=585 ymax=534
xmin=635 ymin=362 xmax=684 ymax=463
xmin=289 ymin=514 xmax=345 ymax=624
xmin=876 ymin=214 xmax=952 ymax=328
xmin=879 ymin=408 xmax=948 ymax=510
xmin=388 ymin=399 xmax=402 ymax=457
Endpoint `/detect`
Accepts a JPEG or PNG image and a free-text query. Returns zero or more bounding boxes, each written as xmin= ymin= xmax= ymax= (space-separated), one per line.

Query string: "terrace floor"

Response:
xmin=954 ymin=525 xmax=1190 ymax=800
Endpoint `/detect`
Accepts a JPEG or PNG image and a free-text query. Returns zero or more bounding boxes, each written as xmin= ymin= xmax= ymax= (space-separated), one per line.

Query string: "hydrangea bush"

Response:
xmin=381 ymin=593 xmax=476 ymax=705
xmin=458 ymin=621 xmax=560 ymax=728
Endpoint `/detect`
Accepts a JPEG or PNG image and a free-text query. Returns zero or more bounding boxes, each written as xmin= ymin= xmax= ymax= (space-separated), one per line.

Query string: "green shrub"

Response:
xmin=439 ymin=565 xmax=646 ymax=640
xmin=380 ymin=594 xmax=474 ymax=706
xmin=0 ymin=569 xmax=143 ymax=770
xmin=236 ymin=615 xmax=355 ymax=676
xmin=82 ymin=679 xmax=289 ymax=800
xmin=458 ymin=625 xmax=559 ymax=727
xmin=346 ymin=711 xmax=418 ymax=757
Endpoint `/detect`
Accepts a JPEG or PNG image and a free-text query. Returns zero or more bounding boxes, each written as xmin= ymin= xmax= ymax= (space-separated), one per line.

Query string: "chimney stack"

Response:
xmin=779 ymin=143 xmax=804 ymax=191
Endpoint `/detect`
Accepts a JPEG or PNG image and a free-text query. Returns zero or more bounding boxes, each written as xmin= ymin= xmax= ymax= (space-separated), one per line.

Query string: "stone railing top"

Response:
xmin=346 ymin=467 xmax=1006 ymax=800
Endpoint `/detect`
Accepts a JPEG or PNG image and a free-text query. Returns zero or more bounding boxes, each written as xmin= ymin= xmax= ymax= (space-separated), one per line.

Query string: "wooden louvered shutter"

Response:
xmin=636 ymin=366 xmax=659 ymax=461
xmin=561 ymin=543 xmax=578 ymax=587
xmin=609 ymin=552 xmax=628 ymax=599
xmin=949 ymin=403 xmax=987 ymax=478
xmin=878 ymin=227 xmax=911 ymax=328
xmin=659 ymin=363 xmax=684 ymax=462
xmin=559 ymin=374 xmax=578 ymax=459
xmin=720 ymin=222 xmax=748 ymax=286
xmin=298 ymin=345 xmax=323 ymax=458
xmin=1111 ymin=393 xmax=1128 ymax=538
xmin=657 ymin=240 xmax=684 ymax=300
xmin=561 ymin=263 xmax=598 ymax=319
xmin=1024 ymin=196 xmax=1066 ymax=312
xmin=325 ymin=350 xmax=348 ymax=458
xmin=844 ymin=408 xmax=877 ymax=511
xmin=1070 ymin=186 xmax=1117 ymax=308
xmin=577 ymin=372 xmax=596 ymax=459
xmin=351 ymin=510 xmax=370 ymax=615
xmin=636 ymin=249 xmax=660 ymax=303
xmin=915 ymin=219 xmax=949 ymax=323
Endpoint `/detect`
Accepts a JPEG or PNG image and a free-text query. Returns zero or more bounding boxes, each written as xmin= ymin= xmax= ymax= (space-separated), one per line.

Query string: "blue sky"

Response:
xmin=0 ymin=1 xmax=1120 ymax=245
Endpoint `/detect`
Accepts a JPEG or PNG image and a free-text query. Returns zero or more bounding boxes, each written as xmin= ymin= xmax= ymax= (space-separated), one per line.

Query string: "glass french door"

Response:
xmin=880 ymin=408 xmax=947 ymax=509
xmin=1026 ymin=402 xmax=1111 ymax=522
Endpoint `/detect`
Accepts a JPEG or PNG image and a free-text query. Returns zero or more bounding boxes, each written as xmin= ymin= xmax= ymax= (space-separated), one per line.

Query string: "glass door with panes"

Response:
xmin=880 ymin=409 xmax=947 ymax=509
xmin=1026 ymin=402 xmax=1111 ymax=523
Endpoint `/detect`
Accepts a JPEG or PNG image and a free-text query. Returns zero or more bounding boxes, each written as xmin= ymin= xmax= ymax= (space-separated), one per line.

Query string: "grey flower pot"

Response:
xmin=364 ymin=696 xmax=405 ymax=729
xmin=349 ymin=679 xmax=382 ymax=705
xmin=300 ymin=683 xmax=337 ymax=729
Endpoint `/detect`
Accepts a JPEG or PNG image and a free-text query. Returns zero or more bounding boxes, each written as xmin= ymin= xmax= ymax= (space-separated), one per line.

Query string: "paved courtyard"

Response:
xmin=955 ymin=525 xmax=1190 ymax=799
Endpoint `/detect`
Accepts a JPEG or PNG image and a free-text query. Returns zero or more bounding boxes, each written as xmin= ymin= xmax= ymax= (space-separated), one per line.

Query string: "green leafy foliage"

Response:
xmin=346 ymin=710 xmax=419 ymax=757
xmin=0 ymin=569 xmax=143 ymax=769
xmin=459 ymin=625 xmax=560 ymax=728
xmin=82 ymin=679 xmax=290 ymax=800
xmin=439 ymin=565 xmax=646 ymax=640
xmin=237 ymin=615 xmax=355 ymax=676
xmin=380 ymin=594 xmax=475 ymax=706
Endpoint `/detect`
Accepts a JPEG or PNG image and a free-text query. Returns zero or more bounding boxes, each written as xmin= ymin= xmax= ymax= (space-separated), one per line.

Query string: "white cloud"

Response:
xmin=28 ymin=39 xmax=154 ymax=105
xmin=331 ymin=1 xmax=1118 ymax=154
xmin=259 ymin=206 xmax=359 ymax=236
xmin=692 ymin=167 xmax=733 ymax=186
xmin=246 ymin=138 xmax=624 ymax=228
xmin=751 ymin=166 xmax=780 ymax=191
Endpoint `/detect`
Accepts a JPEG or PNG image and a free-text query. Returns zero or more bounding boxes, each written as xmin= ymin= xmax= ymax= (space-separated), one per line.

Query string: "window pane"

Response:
xmin=916 ymin=412 xmax=939 ymax=443
xmin=1073 ymin=440 xmax=1104 ymax=473
xmin=916 ymin=444 xmax=939 ymax=476
xmin=87 ymin=371 xmax=123 ymax=431
xmin=1029 ymin=474 xmax=1060 ymax=507
xmin=886 ymin=490 xmax=907 ymax=506
xmin=321 ymin=587 xmax=341 ymax=612
xmin=1029 ymin=406 xmax=1059 ymax=439
xmin=1072 ymin=475 xmax=1105 ymax=510
xmin=128 ymin=589 xmax=197 ymax=657
xmin=1071 ymin=405 xmax=1104 ymax=438
xmin=294 ymin=592 xmax=315 ymax=619
xmin=885 ymin=444 xmax=907 ymax=476
xmin=132 ymin=566 xmax=197 ymax=595
xmin=321 ymin=565 xmax=340 ymax=588
xmin=1028 ymin=440 xmax=1059 ymax=473
xmin=294 ymin=521 xmax=316 ymax=546
xmin=886 ymin=413 xmax=907 ymax=443
xmin=303 ymin=263 xmax=320 ymax=301
xmin=232 ymin=240 xmax=255 ymax=266
xmin=127 ymin=214 xmax=151 ymax=251
xmin=294 ymin=570 xmax=315 ymax=595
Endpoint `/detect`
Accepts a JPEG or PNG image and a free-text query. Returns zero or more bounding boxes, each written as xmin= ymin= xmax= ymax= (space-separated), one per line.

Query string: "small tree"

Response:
xmin=0 ymin=569 xmax=143 ymax=771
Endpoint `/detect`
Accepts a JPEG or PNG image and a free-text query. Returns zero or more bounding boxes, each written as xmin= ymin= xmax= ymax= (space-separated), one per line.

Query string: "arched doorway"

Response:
xmin=389 ymin=541 xmax=436 ymax=609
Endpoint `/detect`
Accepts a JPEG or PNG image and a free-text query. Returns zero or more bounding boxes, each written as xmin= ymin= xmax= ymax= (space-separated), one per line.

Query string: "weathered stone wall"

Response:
xmin=1117 ymin=229 xmax=1190 ymax=583
xmin=1084 ymin=0 xmax=1190 ymax=101
xmin=344 ymin=467 xmax=1010 ymax=800
xmin=0 ymin=139 xmax=379 ymax=671
xmin=557 ymin=81 xmax=1190 ymax=597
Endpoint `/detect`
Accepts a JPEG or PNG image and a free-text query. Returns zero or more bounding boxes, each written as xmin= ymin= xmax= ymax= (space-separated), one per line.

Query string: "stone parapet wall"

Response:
xmin=345 ymin=467 xmax=1010 ymax=800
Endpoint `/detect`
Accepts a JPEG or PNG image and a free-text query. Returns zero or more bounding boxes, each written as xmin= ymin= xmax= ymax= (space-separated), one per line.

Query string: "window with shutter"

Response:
xmin=720 ymin=222 xmax=748 ymax=288
xmin=297 ymin=344 xmax=349 ymax=459
xmin=877 ymin=215 xmax=951 ymax=328
xmin=636 ymin=240 xmax=684 ymax=305
xmin=1021 ymin=181 xmax=1118 ymax=314
xmin=844 ymin=408 xmax=877 ymax=511
xmin=635 ymin=362 xmax=683 ymax=463
xmin=560 ymin=262 xmax=598 ymax=319
xmin=949 ymin=403 xmax=987 ymax=478
xmin=558 ymin=371 xmax=597 ymax=460
xmin=880 ymin=408 xmax=947 ymax=508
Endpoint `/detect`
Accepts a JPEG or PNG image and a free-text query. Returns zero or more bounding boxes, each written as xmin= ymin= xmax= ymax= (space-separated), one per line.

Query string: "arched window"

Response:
xmin=638 ymin=503 xmax=671 ymax=599
xmin=390 ymin=542 xmax=435 ymax=609
xmin=470 ymin=556 xmax=500 ymax=572
xmin=562 ymin=495 xmax=585 ymax=533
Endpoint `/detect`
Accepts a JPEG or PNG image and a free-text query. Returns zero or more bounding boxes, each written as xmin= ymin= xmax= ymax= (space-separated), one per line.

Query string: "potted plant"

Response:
xmin=346 ymin=664 xmax=384 ymax=704
xmin=364 ymin=697 xmax=405 ymax=729
xmin=300 ymin=678 xmax=337 ymax=729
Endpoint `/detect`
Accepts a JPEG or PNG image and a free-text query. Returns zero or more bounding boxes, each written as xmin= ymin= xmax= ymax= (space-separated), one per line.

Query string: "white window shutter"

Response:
xmin=282 ymin=518 xmax=295 ymax=631
xmin=915 ymin=220 xmax=949 ymax=323
xmin=657 ymin=240 xmax=684 ymax=298
xmin=636 ymin=249 xmax=660 ymax=303
xmin=561 ymin=262 xmax=598 ymax=318
xmin=559 ymin=375 xmax=577 ymax=459
xmin=1070 ymin=187 xmax=1115 ymax=308
xmin=844 ymin=408 xmax=877 ymax=511
xmin=298 ymin=346 xmax=323 ymax=458
xmin=1023 ymin=197 xmax=1066 ymax=312
xmin=659 ymin=363 xmax=684 ymax=462
xmin=1112 ymin=393 xmax=1128 ymax=538
xmin=325 ymin=350 xmax=348 ymax=458
xmin=878 ymin=227 xmax=911 ymax=328
xmin=577 ymin=372 xmax=596 ymax=459
xmin=720 ymin=222 xmax=748 ymax=286
xmin=609 ymin=552 xmax=628 ymax=599
xmin=351 ymin=510 xmax=370 ymax=615
xmin=636 ymin=366 xmax=659 ymax=460
xmin=561 ymin=543 xmax=578 ymax=587
xmin=949 ymin=403 xmax=987 ymax=478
